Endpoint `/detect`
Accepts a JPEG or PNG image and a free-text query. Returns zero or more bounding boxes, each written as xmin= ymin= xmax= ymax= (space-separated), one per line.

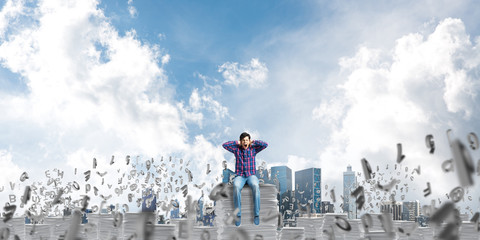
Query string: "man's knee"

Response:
xmin=248 ymin=177 xmax=259 ymax=190
xmin=233 ymin=177 xmax=244 ymax=190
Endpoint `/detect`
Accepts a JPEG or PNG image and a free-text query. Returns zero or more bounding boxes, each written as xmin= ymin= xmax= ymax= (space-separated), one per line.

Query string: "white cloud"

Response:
xmin=314 ymin=18 xmax=480 ymax=205
xmin=161 ymin=53 xmax=170 ymax=65
xmin=182 ymin=135 xmax=226 ymax=197
xmin=0 ymin=0 xmax=24 ymax=39
xmin=0 ymin=0 xmax=235 ymax=211
xmin=0 ymin=0 xmax=187 ymax=169
xmin=285 ymin=155 xmax=318 ymax=174
xmin=218 ymin=58 xmax=268 ymax=88
xmin=158 ymin=33 xmax=166 ymax=41
xmin=179 ymin=85 xmax=229 ymax=128
xmin=312 ymin=99 xmax=347 ymax=128
xmin=0 ymin=150 xmax=23 ymax=187
xmin=127 ymin=0 xmax=137 ymax=18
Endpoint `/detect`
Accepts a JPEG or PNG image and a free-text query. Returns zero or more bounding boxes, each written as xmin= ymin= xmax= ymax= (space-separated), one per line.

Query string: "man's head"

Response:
xmin=239 ymin=132 xmax=251 ymax=149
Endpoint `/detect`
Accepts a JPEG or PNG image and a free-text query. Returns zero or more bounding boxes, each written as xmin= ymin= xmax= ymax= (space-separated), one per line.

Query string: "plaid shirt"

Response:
xmin=222 ymin=140 xmax=268 ymax=177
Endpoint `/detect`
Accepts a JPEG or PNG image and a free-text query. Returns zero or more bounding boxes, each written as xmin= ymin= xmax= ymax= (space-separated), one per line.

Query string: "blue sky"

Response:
xmin=1 ymin=0 xmax=480 ymax=215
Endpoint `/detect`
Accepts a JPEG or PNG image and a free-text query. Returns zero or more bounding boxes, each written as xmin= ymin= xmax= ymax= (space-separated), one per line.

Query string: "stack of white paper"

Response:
xmin=322 ymin=213 xmax=350 ymax=239
xmin=279 ymin=227 xmax=305 ymax=240
xmin=214 ymin=184 xmax=279 ymax=240
xmin=152 ymin=224 xmax=176 ymax=239
xmin=393 ymin=220 xmax=418 ymax=240
xmin=44 ymin=216 xmax=68 ymax=239
xmin=82 ymin=221 xmax=99 ymax=240
xmin=432 ymin=223 xmax=457 ymax=240
xmin=344 ymin=219 xmax=363 ymax=240
xmin=193 ymin=226 xmax=218 ymax=240
xmin=0 ymin=219 xmax=6 ymax=236
xmin=98 ymin=214 xmax=121 ymax=239
xmin=417 ymin=227 xmax=434 ymax=239
xmin=172 ymin=218 xmax=195 ymax=239
xmin=25 ymin=224 xmax=51 ymax=240
xmin=459 ymin=221 xmax=479 ymax=240
xmin=365 ymin=213 xmax=389 ymax=232
xmin=85 ymin=214 xmax=100 ymax=240
xmin=363 ymin=231 xmax=396 ymax=240
xmin=123 ymin=212 xmax=144 ymax=239
xmin=6 ymin=217 xmax=26 ymax=239
xmin=296 ymin=215 xmax=324 ymax=239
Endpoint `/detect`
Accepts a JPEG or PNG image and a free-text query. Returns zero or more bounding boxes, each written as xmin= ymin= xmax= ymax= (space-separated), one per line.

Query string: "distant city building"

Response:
xmin=343 ymin=165 xmax=357 ymax=219
xmin=82 ymin=209 xmax=91 ymax=224
xmin=158 ymin=214 xmax=166 ymax=224
xmin=203 ymin=205 xmax=215 ymax=226
xmin=279 ymin=190 xmax=295 ymax=221
xmin=321 ymin=201 xmax=334 ymax=213
xmin=381 ymin=201 xmax=403 ymax=220
xmin=142 ymin=188 xmax=157 ymax=212
xmin=63 ymin=207 xmax=72 ymax=216
xmin=295 ymin=168 xmax=321 ymax=214
xmin=402 ymin=200 xmax=420 ymax=221
xmin=197 ymin=194 xmax=204 ymax=222
xmin=417 ymin=215 xmax=430 ymax=227
xmin=170 ymin=199 xmax=180 ymax=219
xmin=271 ymin=166 xmax=292 ymax=196
xmin=202 ymin=202 xmax=215 ymax=226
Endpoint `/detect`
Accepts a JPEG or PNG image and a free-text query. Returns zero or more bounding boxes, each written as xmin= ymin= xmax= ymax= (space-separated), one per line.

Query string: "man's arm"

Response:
xmin=222 ymin=141 xmax=239 ymax=153
xmin=251 ymin=140 xmax=268 ymax=153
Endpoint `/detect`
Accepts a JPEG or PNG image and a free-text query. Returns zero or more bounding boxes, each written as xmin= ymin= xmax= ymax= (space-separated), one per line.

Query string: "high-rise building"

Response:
xmin=343 ymin=165 xmax=357 ymax=219
xmin=381 ymin=201 xmax=403 ymax=220
xmin=295 ymin=168 xmax=321 ymax=214
xmin=271 ymin=166 xmax=292 ymax=196
xmin=279 ymin=190 xmax=295 ymax=221
xmin=170 ymin=199 xmax=180 ymax=219
xmin=197 ymin=195 xmax=204 ymax=222
xmin=321 ymin=201 xmax=334 ymax=213
xmin=402 ymin=200 xmax=420 ymax=221
xmin=142 ymin=188 xmax=157 ymax=212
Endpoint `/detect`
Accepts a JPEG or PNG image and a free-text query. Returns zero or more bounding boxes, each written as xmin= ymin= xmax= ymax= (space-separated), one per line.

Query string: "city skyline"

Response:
xmin=248 ymin=163 xmax=459 ymax=220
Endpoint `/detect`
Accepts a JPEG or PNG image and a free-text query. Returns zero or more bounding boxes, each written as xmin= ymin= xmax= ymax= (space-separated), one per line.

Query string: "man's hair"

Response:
xmin=239 ymin=132 xmax=251 ymax=140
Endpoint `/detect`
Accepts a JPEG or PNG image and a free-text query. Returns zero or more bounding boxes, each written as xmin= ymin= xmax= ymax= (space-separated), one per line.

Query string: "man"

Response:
xmin=222 ymin=132 xmax=268 ymax=226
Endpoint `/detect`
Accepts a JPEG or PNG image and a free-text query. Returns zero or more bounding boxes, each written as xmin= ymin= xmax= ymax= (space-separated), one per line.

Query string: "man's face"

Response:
xmin=240 ymin=136 xmax=251 ymax=149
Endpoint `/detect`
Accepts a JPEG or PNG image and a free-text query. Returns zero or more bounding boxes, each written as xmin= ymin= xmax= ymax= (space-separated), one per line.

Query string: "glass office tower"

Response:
xmin=295 ymin=168 xmax=321 ymax=214
xmin=271 ymin=166 xmax=292 ymax=196
xmin=402 ymin=200 xmax=420 ymax=221
xmin=343 ymin=165 xmax=357 ymax=219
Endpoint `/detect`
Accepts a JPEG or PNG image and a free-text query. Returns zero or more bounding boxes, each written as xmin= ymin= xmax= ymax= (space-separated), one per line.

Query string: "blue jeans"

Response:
xmin=233 ymin=175 xmax=260 ymax=217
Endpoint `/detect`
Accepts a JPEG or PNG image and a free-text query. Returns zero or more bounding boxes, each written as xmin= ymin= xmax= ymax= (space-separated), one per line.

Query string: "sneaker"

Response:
xmin=235 ymin=216 xmax=241 ymax=226
xmin=254 ymin=216 xmax=259 ymax=225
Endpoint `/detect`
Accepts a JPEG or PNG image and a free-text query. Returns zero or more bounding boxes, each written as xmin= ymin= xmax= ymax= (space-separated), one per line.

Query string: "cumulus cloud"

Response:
xmin=0 ymin=0 xmax=239 ymax=207
xmin=0 ymin=0 xmax=189 ymax=159
xmin=0 ymin=0 xmax=234 ymax=212
xmin=189 ymin=88 xmax=228 ymax=120
xmin=182 ymin=135 xmax=226 ymax=197
xmin=218 ymin=58 xmax=268 ymax=88
xmin=178 ymin=73 xmax=229 ymax=128
xmin=314 ymin=18 xmax=480 ymax=206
